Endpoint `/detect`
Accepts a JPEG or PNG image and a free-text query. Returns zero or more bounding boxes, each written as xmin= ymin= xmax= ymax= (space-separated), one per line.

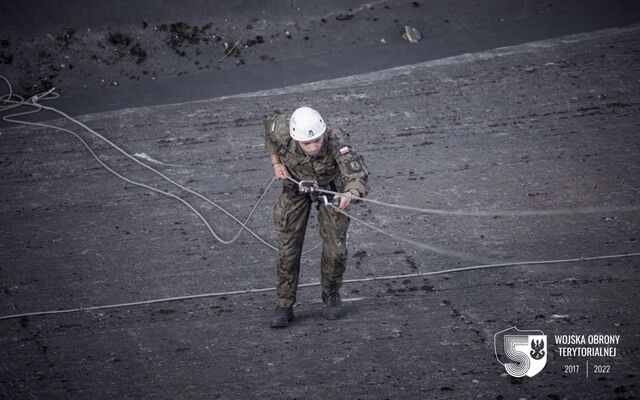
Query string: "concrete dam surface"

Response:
xmin=1 ymin=1 xmax=639 ymax=399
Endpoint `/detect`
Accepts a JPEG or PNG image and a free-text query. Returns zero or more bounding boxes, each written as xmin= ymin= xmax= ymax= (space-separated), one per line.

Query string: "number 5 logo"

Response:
xmin=495 ymin=326 xmax=547 ymax=377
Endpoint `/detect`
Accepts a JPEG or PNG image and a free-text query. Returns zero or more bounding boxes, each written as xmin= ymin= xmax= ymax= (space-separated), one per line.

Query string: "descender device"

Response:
xmin=297 ymin=180 xmax=319 ymax=193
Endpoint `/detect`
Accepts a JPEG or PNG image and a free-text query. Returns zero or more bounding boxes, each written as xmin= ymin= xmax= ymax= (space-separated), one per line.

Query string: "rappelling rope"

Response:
xmin=0 ymin=76 xmax=323 ymax=254
xmin=285 ymin=175 xmax=639 ymax=262
xmin=312 ymin=185 xmax=640 ymax=217
xmin=328 ymin=203 xmax=489 ymax=262
xmin=286 ymin=176 xmax=487 ymax=261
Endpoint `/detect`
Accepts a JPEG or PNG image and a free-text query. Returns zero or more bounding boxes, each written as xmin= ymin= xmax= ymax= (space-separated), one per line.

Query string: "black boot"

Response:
xmin=270 ymin=306 xmax=294 ymax=328
xmin=322 ymin=292 xmax=342 ymax=320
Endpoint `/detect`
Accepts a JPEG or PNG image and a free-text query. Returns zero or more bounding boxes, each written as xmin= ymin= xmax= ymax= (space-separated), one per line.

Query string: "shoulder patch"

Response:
xmin=339 ymin=146 xmax=350 ymax=155
xmin=347 ymin=158 xmax=363 ymax=173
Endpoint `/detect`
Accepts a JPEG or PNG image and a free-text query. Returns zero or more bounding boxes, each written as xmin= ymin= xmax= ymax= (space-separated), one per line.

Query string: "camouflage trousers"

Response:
xmin=272 ymin=186 xmax=350 ymax=308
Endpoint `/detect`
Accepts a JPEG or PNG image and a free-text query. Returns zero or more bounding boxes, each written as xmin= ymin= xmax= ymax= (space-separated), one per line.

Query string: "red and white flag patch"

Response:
xmin=339 ymin=146 xmax=350 ymax=155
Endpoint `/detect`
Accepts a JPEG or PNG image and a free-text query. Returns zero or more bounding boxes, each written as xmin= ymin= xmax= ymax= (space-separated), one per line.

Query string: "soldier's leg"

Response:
xmin=317 ymin=203 xmax=350 ymax=299
xmin=273 ymin=190 xmax=312 ymax=308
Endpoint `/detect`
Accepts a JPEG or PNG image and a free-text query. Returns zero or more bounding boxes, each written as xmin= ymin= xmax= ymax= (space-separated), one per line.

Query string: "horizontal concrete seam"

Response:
xmin=213 ymin=24 xmax=640 ymax=100
xmin=2 ymin=23 xmax=638 ymax=126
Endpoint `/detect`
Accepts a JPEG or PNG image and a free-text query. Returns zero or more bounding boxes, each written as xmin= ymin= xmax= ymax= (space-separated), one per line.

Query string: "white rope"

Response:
xmin=1 ymin=251 xmax=638 ymax=321
xmin=0 ymin=78 xmax=274 ymax=248
xmin=313 ymin=186 xmax=640 ymax=217
xmin=0 ymin=75 xmax=322 ymax=254
xmin=285 ymin=177 xmax=640 ymax=262
xmin=329 ymin=203 xmax=489 ymax=262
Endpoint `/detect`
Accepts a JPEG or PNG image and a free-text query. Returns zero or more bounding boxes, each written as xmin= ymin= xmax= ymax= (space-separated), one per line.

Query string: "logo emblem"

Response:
xmin=348 ymin=160 xmax=362 ymax=172
xmin=494 ymin=326 xmax=547 ymax=377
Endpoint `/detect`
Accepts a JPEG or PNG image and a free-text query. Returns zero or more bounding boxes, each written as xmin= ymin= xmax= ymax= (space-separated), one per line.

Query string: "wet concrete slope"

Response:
xmin=1 ymin=25 xmax=639 ymax=400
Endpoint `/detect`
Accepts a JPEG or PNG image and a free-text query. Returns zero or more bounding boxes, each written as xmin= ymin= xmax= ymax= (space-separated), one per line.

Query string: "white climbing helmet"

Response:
xmin=289 ymin=106 xmax=326 ymax=142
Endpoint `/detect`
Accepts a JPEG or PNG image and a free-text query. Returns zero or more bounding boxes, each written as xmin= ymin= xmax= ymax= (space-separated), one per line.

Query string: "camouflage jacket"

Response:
xmin=263 ymin=113 xmax=369 ymax=196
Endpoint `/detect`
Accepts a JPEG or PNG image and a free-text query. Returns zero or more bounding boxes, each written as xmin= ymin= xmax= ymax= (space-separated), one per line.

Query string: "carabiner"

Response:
xmin=298 ymin=180 xmax=319 ymax=193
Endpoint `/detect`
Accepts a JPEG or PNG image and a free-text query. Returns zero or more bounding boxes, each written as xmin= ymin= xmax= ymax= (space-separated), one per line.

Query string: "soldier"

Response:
xmin=264 ymin=106 xmax=369 ymax=328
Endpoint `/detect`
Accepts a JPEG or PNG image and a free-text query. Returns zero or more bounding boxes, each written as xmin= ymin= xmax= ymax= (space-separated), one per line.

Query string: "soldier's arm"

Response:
xmin=335 ymin=144 xmax=369 ymax=198
xmin=263 ymin=114 xmax=291 ymax=181
xmin=263 ymin=115 xmax=281 ymax=157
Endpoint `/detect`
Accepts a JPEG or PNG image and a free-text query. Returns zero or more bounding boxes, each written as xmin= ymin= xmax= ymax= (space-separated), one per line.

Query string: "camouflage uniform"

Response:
xmin=264 ymin=113 xmax=369 ymax=308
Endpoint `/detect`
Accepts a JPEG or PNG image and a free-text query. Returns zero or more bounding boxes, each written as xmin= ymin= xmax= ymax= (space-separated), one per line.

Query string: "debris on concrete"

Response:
xmin=403 ymin=25 xmax=422 ymax=43
xmin=336 ymin=14 xmax=355 ymax=21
